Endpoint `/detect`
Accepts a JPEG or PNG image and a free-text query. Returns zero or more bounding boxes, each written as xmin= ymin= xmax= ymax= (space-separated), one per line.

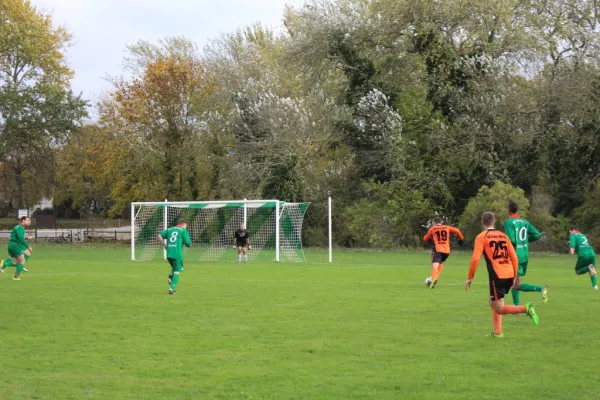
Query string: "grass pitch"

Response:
xmin=0 ymin=246 xmax=598 ymax=399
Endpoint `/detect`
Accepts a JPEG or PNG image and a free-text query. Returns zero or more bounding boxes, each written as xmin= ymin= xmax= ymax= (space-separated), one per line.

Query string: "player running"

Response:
xmin=569 ymin=227 xmax=598 ymax=290
xmin=423 ymin=217 xmax=464 ymax=289
xmin=465 ymin=212 xmax=539 ymax=338
xmin=158 ymin=219 xmax=191 ymax=295
xmin=504 ymin=201 xmax=547 ymax=305
xmin=5 ymin=217 xmax=33 ymax=281
xmin=234 ymin=224 xmax=251 ymax=264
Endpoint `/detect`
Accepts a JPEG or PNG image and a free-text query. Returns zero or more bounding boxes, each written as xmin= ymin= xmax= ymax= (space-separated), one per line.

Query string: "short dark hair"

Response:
xmin=432 ymin=216 xmax=442 ymax=224
xmin=482 ymin=212 xmax=495 ymax=227
xmin=570 ymin=226 xmax=578 ymax=232
xmin=20 ymin=216 xmax=29 ymax=223
xmin=508 ymin=200 xmax=519 ymax=214
xmin=177 ymin=219 xmax=188 ymax=226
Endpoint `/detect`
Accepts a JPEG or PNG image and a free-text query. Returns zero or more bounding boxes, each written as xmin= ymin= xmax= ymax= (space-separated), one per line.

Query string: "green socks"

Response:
xmin=578 ymin=266 xmax=590 ymax=275
xmin=512 ymin=290 xmax=521 ymax=306
xmin=3 ymin=255 xmax=28 ymax=269
xmin=576 ymin=266 xmax=598 ymax=286
xmin=520 ymin=283 xmax=543 ymax=292
xmin=170 ymin=272 xmax=180 ymax=291
xmin=512 ymin=283 xmax=544 ymax=305
xmin=16 ymin=264 xmax=24 ymax=274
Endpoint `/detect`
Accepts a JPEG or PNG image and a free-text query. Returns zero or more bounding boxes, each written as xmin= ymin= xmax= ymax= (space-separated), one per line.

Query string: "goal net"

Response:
xmin=131 ymin=200 xmax=310 ymax=263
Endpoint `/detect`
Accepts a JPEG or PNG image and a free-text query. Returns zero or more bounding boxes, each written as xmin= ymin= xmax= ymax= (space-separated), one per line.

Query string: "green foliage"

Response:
xmin=460 ymin=181 xmax=530 ymax=239
xmin=261 ymin=156 xmax=303 ymax=202
xmin=0 ymin=0 xmax=87 ymax=208
xmin=573 ymin=185 xmax=600 ymax=249
xmin=6 ymin=0 xmax=600 ymax=249
xmin=341 ymin=180 xmax=433 ymax=248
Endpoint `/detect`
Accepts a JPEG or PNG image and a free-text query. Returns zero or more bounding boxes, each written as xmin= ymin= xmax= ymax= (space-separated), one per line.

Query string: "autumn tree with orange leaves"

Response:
xmin=96 ymin=39 xmax=213 ymax=215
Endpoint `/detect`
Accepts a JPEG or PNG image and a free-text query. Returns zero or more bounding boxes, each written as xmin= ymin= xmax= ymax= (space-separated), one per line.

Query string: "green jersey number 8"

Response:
xmin=169 ymin=231 xmax=179 ymax=243
xmin=517 ymin=227 xmax=527 ymax=242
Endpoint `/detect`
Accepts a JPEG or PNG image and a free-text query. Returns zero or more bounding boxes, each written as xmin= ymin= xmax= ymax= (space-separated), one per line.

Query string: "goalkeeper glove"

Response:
xmin=458 ymin=240 xmax=464 ymax=246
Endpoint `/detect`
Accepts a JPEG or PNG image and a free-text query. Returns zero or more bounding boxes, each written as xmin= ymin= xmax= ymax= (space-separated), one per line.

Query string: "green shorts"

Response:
xmin=575 ymin=253 xmax=596 ymax=272
xmin=517 ymin=260 xmax=528 ymax=277
xmin=167 ymin=258 xmax=184 ymax=272
xmin=8 ymin=245 xmax=25 ymax=259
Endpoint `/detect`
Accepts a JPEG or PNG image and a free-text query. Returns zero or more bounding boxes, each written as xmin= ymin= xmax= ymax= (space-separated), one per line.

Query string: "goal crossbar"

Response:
xmin=131 ymin=200 xmax=279 ymax=206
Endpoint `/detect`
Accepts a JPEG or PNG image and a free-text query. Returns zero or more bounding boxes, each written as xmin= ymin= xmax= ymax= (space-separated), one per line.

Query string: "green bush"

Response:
xmin=303 ymin=226 xmax=327 ymax=248
xmin=573 ymin=185 xmax=600 ymax=249
xmin=341 ymin=180 xmax=433 ymax=249
xmin=459 ymin=181 xmax=530 ymax=240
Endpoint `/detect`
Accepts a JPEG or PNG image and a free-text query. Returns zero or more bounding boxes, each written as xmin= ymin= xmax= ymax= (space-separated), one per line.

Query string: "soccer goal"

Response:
xmin=130 ymin=200 xmax=311 ymax=263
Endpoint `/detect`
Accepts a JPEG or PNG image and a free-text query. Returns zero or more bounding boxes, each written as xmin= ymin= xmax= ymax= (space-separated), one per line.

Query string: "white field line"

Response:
xmin=5 ymin=273 xmax=465 ymax=286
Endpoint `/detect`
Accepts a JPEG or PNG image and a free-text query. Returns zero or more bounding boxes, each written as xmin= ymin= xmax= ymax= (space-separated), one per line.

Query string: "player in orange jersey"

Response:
xmin=465 ymin=212 xmax=539 ymax=338
xmin=423 ymin=217 xmax=464 ymax=289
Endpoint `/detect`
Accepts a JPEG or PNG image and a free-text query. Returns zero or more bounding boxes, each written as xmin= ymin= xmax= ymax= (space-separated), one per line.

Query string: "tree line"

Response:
xmin=1 ymin=0 xmax=599 ymax=249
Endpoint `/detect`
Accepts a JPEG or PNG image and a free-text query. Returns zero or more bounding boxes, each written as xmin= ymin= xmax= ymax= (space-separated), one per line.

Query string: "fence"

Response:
xmin=0 ymin=228 xmax=131 ymax=244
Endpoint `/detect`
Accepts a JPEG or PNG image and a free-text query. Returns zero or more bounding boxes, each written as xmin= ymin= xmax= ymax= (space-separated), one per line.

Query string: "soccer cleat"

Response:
xmin=429 ymin=279 xmax=438 ymax=289
xmin=22 ymin=268 xmax=28 ymax=273
xmin=169 ymin=289 xmax=176 ymax=295
xmin=168 ymin=273 xmax=173 ymax=285
xmin=13 ymin=276 xmax=21 ymax=281
xmin=525 ymin=302 xmax=539 ymax=326
xmin=542 ymin=285 xmax=549 ymax=303
xmin=0 ymin=269 xmax=4 ymax=274
xmin=488 ymin=332 xmax=504 ymax=338
xmin=594 ymin=286 xmax=599 ymax=290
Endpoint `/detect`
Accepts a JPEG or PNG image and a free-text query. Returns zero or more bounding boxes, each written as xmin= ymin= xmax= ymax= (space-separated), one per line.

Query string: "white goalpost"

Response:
xmin=130 ymin=200 xmax=310 ymax=263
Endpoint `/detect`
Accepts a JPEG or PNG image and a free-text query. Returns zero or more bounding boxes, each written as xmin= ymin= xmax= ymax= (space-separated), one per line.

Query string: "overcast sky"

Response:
xmin=30 ymin=0 xmax=300 ymax=106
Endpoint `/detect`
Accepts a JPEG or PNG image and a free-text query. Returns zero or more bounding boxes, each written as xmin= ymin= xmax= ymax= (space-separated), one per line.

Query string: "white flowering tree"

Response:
xmin=200 ymin=25 xmax=354 ymax=203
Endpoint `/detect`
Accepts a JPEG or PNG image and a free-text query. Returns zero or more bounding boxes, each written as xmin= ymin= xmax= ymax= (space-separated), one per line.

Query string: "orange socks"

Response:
xmin=490 ymin=304 xmax=502 ymax=334
xmin=499 ymin=305 xmax=526 ymax=315
xmin=431 ymin=264 xmax=443 ymax=280
xmin=489 ymin=304 xmax=527 ymax=335
xmin=493 ymin=310 xmax=502 ymax=335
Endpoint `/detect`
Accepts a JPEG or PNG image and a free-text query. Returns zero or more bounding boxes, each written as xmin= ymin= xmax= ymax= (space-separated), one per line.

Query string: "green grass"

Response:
xmin=0 ymin=247 xmax=598 ymax=399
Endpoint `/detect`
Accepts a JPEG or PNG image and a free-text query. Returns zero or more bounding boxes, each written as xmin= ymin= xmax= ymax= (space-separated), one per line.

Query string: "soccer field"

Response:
xmin=0 ymin=247 xmax=597 ymax=400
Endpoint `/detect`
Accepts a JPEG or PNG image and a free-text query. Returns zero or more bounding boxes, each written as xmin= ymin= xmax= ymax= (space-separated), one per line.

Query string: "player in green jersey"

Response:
xmin=569 ymin=227 xmax=598 ymax=290
xmin=504 ymin=201 xmax=548 ymax=305
xmin=158 ymin=219 xmax=191 ymax=295
xmin=4 ymin=217 xmax=33 ymax=280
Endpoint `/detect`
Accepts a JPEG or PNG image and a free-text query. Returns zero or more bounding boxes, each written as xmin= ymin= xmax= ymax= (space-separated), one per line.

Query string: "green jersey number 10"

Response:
xmin=517 ymin=227 xmax=527 ymax=242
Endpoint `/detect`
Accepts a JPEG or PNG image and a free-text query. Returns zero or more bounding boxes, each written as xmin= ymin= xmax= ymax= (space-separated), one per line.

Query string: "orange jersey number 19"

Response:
xmin=423 ymin=225 xmax=464 ymax=254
